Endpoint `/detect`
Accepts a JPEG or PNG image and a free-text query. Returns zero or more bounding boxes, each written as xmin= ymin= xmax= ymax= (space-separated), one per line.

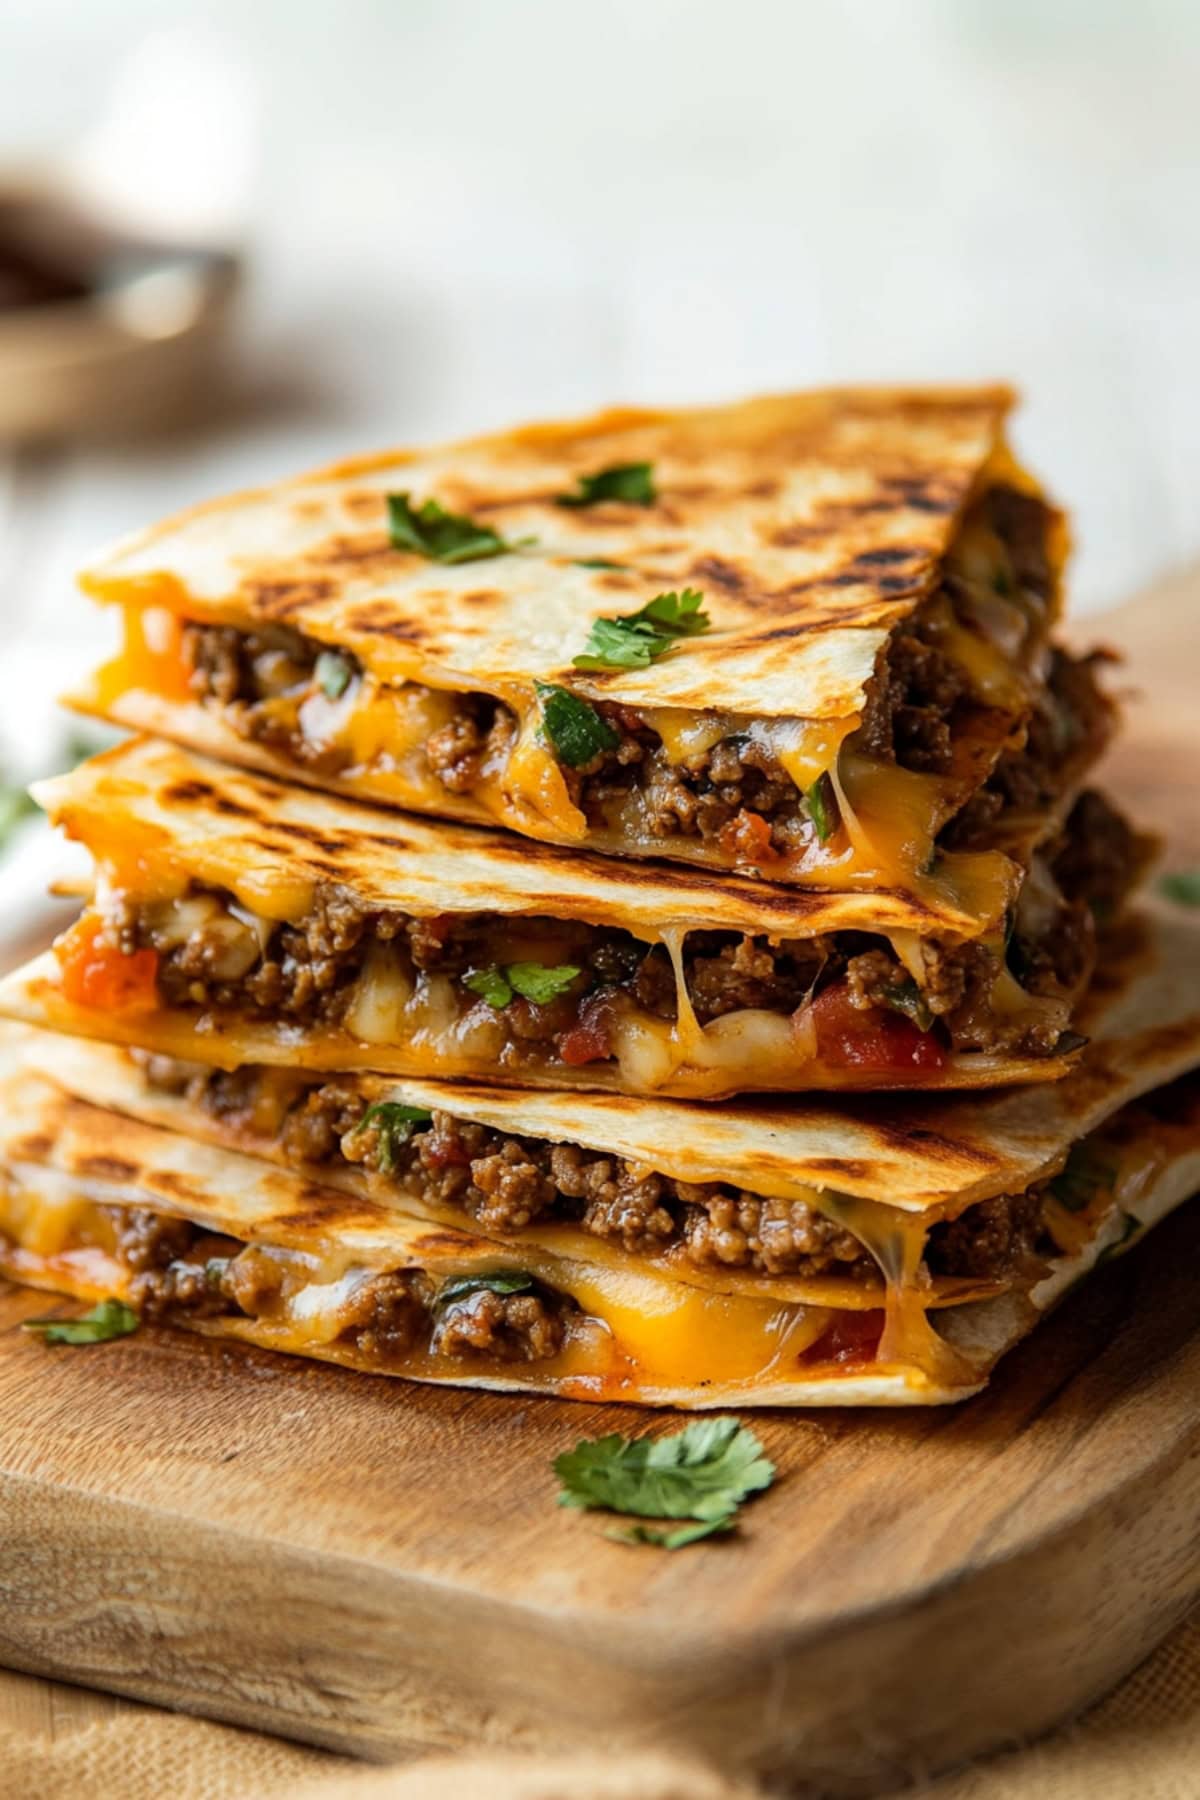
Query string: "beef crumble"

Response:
xmin=107 ymin=764 xmax=1135 ymax=1071
xmin=99 ymin=1202 xmax=571 ymax=1363
xmin=151 ymin=1070 xmax=1050 ymax=1288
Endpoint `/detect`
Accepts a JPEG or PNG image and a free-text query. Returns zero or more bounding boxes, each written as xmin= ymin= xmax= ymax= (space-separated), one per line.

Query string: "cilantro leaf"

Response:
xmin=465 ymin=963 xmax=581 ymax=1009
xmin=535 ymin=683 xmax=620 ymax=767
xmin=315 ymin=650 xmax=353 ymax=700
xmin=0 ymin=780 xmax=36 ymax=852
xmin=554 ymin=1417 xmax=775 ymax=1543
xmin=573 ymin=557 xmax=627 ymax=571
xmin=435 ymin=1272 xmax=533 ymax=1309
xmin=607 ymin=1515 xmax=736 ymax=1549
xmin=1048 ymin=1142 xmax=1117 ymax=1214
xmin=1159 ymin=869 xmax=1200 ymax=908
xmin=1097 ymin=1211 xmax=1142 ymax=1263
xmin=23 ymin=1298 xmax=139 ymax=1346
xmin=464 ymin=966 xmax=514 ymax=1008
xmin=556 ymin=462 xmax=656 ymax=508
xmin=348 ymin=1100 xmax=433 ymax=1173
xmin=573 ymin=588 xmax=710 ymax=671
xmin=507 ymin=962 xmax=581 ymax=1004
xmin=387 ymin=493 xmax=531 ymax=564
xmin=879 ymin=975 xmax=933 ymax=1033
xmin=805 ymin=772 xmax=839 ymax=845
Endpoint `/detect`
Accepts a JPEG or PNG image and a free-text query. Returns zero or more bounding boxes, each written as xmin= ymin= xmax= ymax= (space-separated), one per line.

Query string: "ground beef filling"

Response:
xmin=113 ymin=769 xmax=1134 ymax=1068
xmin=178 ymin=484 xmax=1056 ymax=852
xmin=100 ymin=1203 xmax=569 ymax=1363
xmin=154 ymin=1071 xmax=1049 ymax=1287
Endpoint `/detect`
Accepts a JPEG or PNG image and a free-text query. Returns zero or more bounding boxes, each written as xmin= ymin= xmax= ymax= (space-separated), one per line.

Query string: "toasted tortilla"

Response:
xmin=70 ymin=386 xmax=1070 ymax=892
xmin=2 ymin=908 xmax=1198 ymax=1406
xmin=5 ymin=735 xmax=1106 ymax=1099
xmin=78 ymin=388 xmax=1023 ymax=721
xmin=8 ymin=907 xmax=1199 ymax=1217
xmin=1 ymin=1052 xmax=1197 ymax=1407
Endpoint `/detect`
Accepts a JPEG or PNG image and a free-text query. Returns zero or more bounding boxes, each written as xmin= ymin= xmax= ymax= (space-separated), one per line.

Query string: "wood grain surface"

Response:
xmin=0 ymin=568 xmax=1197 ymax=1793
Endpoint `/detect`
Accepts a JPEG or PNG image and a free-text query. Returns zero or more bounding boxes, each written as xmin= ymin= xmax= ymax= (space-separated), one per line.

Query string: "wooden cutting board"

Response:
xmin=1 ymin=570 xmax=1198 ymax=1795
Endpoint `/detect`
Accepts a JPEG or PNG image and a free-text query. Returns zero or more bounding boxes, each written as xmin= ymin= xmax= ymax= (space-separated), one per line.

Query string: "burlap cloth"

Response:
xmin=1 ymin=1606 xmax=1195 ymax=1799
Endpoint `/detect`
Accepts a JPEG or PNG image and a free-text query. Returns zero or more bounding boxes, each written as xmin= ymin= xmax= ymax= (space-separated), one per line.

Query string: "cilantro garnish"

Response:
xmin=1159 ymin=869 xmax=1200 ymax=908
xmin=1048 ymin=1142 xmax=1117 ymax=1214
xmin=315 ymin=650 xmax=353 ymax=700
xmin=880 ymin=975 xmax=933 ymax=1033
xmin=805 ymin=772 xmax=839 ymax=845
xmin=572 ymin=588 xmax=710 ymax=671
xmin=0 ymin=781 xmax=36 ymax=852
xmin=348 ymin=1100 xmax=433 ymax=1173
xmin=555 ymin=462 xmax=656 ymax=508
xmin=435 ymin=1272 xmax=533 ymax=1309
xmin=535 ymin=682 xmax=620 ymax=767
xmin=23 ymin=1298 xmax=139 ymax=1346
xmin=554 ymin=1416 xmax=775 ymax=1550
xmin=387 ymin=493 xmax=532 ymax=564
xmin=465 ymin=962 xmax=581 ymax=1010
xmin=1097 ymin=1212 xmax=1142 ymax=1263
xmin=573 ymin=557 xmax=627 ymax=571
xmin=606 ymin=1516 xmax=737 ymax=1549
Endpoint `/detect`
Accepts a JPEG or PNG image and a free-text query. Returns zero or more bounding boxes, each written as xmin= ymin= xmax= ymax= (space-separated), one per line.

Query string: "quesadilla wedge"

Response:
xmin=1 ymin=925 xmax=1198 ymax=1404
xmin=72 ymin=388 xmax=1076 ymax=905
xmin=3 ymin=737 xmax=1148 ymax=1096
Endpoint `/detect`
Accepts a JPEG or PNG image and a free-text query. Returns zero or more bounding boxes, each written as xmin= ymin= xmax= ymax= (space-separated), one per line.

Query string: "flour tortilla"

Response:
xmin=0 ymin=1053 xmax=1196 ymax=1407
xmin=75 ymin=388 xmax=1022 ymax=723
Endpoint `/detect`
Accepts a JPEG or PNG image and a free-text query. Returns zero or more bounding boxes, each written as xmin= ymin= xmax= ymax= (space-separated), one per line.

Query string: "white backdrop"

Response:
xmin=1 ymin=0 xmax=1198 ymax=751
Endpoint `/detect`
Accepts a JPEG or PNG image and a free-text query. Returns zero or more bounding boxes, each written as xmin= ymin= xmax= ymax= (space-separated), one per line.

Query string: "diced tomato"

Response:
xmin=807 ymin=1309 xmax=885 ymax=1368
xmin=719 ymin=809 xmax=779 ymax=868
xmin=803 ymin=980 xmax=947 ymax=1075
xmin=556 ymin=993 xmax=616 ymax=1066
xmin=56 ymin=915 xmax=160 ymax=1013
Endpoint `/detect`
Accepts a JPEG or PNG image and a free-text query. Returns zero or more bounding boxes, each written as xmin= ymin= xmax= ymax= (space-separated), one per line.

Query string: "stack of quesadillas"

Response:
xmin=1 ymin=387 xmax=1196 ymax=1404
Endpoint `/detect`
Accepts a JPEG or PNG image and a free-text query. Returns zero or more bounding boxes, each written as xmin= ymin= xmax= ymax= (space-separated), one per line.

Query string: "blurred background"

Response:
xmin=1 ymin=0 xmax=1198 ymax=926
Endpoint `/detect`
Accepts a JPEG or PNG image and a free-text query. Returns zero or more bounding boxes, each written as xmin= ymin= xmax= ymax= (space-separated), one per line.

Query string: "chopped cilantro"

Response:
xmin=1097 ymin=1212 xmax=1142 ymax=1263
xmin=555 ymin=461 xmax=656 ymax=508
xmin=880 ymin=976 xmax=933 ymax=1033
xmin=554 ymin=1416 xmax=775 ymax=1550
xmin=0 ymin=781 xmax=36 ymax=852
xmin=464 ymin=967 xmax=516 ymax=1009
xmin=573 ymin=557 xmax=627 ymax=571
xmin=607 ymin=1516 xmax=736 ymax=1548
xmin=23 ymin=1298 xmax=139 ymax=1346
xmin=315 ymin=650 xmax=353 ymax=700
xmin=349 ymin=1100 xmax=433 ymax=1173
xmin=465 ymin=963 xmax=581 ymax=1010
xmin=572 ymin=588 xmax=710 ymax=671
xmin=1049 ymin=1143 xmax=1117 ymax=1214
xmin=387 ymin=493 xmax=531 ymax=564
xmin=805 ymin=773 xmax=839 ymax=845
xmin=1159 ymin=869 xmax=1200 ymax=908
xmin=435 ymin=1272 xmax=533 ymax=1309
xmin=507 ymin=962 xmax=581 ymax=1004
xmin=535 ymin=682 xmax=620 ymax=767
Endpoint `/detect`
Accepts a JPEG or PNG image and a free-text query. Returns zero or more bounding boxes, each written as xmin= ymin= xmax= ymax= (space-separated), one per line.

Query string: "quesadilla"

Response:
xmin=2 ymin=737 xmax=1148 ymax=1097
xmin=71 ymin=388 xmax=1078 ymax=907
xmin=1 ymin=910 xmax=1198 ymax=1405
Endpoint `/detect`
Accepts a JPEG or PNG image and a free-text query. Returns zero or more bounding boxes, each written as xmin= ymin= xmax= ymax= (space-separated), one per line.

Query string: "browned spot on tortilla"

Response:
xmin=241 ymin=577 xmax=338 ymax=620
xmin=149 ymin=1169 xmax=204 ymax=1198
xmin=163 ymin=779 xmax=215 ymax=805
xmin=11 ymin=1133 xmax=53 ymax=1160
xmin=690 ymin=555 xmax=749 ymax=595
xmin=76 ymin=1154 xmax=140 ymax=1181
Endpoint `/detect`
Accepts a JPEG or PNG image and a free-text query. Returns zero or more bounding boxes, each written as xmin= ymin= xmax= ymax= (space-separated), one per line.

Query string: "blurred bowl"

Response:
xmin=0 ymin=166 xmax=242 ymax=441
